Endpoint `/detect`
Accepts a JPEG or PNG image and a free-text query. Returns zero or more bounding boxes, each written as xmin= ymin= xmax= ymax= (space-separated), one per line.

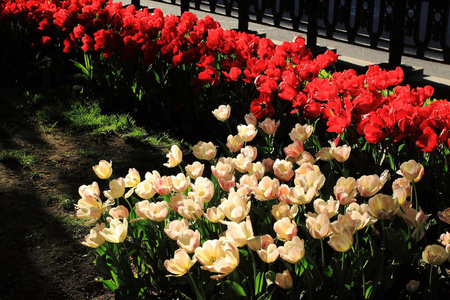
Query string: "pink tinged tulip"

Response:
xmin=222 ymin=216 xmax=254 ymax=247
xmin=333 ymin=177 xmax=358 ymax=205
xmin=397 ymin=160 xmax=424 ymax=183
xmin=170 ymin=193 xmax=188 ymax=212
xmin=237 ymin=174 xmax=259 ymax=193
xmin=262 ymin=158 xmax=275 ymax=173
xmin=313 ymin=197 xmax=339 ymax=218
xmin=289 ymin=185 xmax=315 ymax=205
xmin=278 ymin=235 xmax=305 ymax=263
xmin=190 ymin=177 xmax=214 ymax=204
xmin=211 ymin=161 xmax=233 ymax=179
xmin=100 ymin=218 xmax=128 ymax=243
xmin=171 ymin=173 xmax=190 ymax=193
xmin=135 ymin=179 xmax=156 ymax=199
xmin=177 ymin=229 xmax=201 ymax=253
xmin=135 ymin=200 xmax=169 ymax=222
xmin=392 ymin=177 xmax=411 ymax=196
xmin=345 ymin=203 xmax=377 ymax=231
xmin=195 ymin=240 xmax=240 ymax=279
xmin=244 ymin=112 xmax=257 ymax=126
xmin=330 ymin=214 xmax=359 ymax=235
xmin=153 ymin=176 xmax=173 ymax=196
xmin=241 ymin=146 xmax=258 ymax=162
xmin=253 ymin=176 xmax=280 ymax=201
xmin=368 ymin=194 xmax=399 ymax=219
xmin=164 ymin=145 xmax=183 ymax=168
xmin=237 ymin=124 xmax=258 ymax=142
xmin=226 ymin=134 xmax=244 ymax=152
xmin=273 ymin=159 xmax=294 ymax=182
xmin=406 ymin=280 xmax=420 ymax=293
xmin=185 ymin=161 xmax=204 ymax=179
xmin=357 ymin=174 xmax=384 ymax=197
xmin=164 ymin=249 xmax=197 ymax=277
xmin=233 ymin=153 xmax=252 ymax=173
xmin=247 ymin=162 xmax=265 ymax=180
xmin=92 ymin=160 xmax=112 ymax=179
xmin=392 ymin=186 xmax=408 ymax=205
xmin=75 ymin=198 xmax=103 ymax=225
xmin=79 ymin=182 xmax=101 ymax=201
xmin=254 ymin=235 xmax=279 ymax=263
xmin=104 ymin=177 xmax=126 ymax=199
xmin=330 ymin=142 xmax=351 ymax=162
xmin=296 ymin=151 xmax=316 ymax=166
xmin=438 ymin=207 xmax=450 ymax=224
xmin=81 ymin=223 xmax=106 ymax=248
xmin=315 ymin=147 xmax=333 ymax=161
xmin=328 ymin=228 xmax=354 ymax=252
xmin=218 ymin=174 xmax=236 ymax=192
xmin=212 ymin=104 xmax=231 ymax=121
xmin=109 ymin=205 xmax=129 ymax=220
xmin=164 ymin=219 xmax=189 ymax=240
xmin=274 ymin=217 xmax=298 ymax=241
xmin=402 ymin=207 xmax=430 ymax=227
xmin=219 ymin=188 xmax=252 ymax=222
xmin=275 ymin=270 xmax=293 ymax=289
xmin=124 ymin=168 xmax=141 ymax=187
xmin=284 ymin=140 xmax=304 ymax=160
xmin=259 ymin=118 xmax=280 ymax=135
xmin=204 ymin=206 xmax=225 ymax=223
xmin=271 ymin=202 xmax=299 ymax=220
xmin=422 ymin=244 xmax=448 ymax=265
xmin=289 ymin=123 xmax=313 ymax=143
xmin=177 ymin=197 xmax=204 ymax=220
xmin=294 ymin=165 xmax=326 ymax=192
xmin=306 ymin=213 xmax=331 ymax=239
xmin=438 ymin=232 xmax=450 ymax=250
xmin=193 ymin=141 xmax=217 ymax=160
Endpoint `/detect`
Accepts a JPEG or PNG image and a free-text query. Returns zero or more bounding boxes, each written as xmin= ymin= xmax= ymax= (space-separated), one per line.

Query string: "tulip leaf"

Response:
xmin=265 ymin=270 xmax=275 ymax=286
xmin=226 ymin=281 xmax=247 ymax=297
xmin=96 ymin=277 xmax=117 ymax=292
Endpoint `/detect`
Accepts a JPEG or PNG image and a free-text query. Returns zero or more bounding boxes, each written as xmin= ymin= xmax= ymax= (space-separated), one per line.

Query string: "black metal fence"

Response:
xmin=147 ymin=0 xmax=450 ymax=65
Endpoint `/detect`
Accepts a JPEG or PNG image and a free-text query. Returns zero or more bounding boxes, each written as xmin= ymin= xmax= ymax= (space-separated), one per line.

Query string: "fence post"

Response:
xmin=238 ymin=0 xmax=249 ymax=32
xmin=181 ymin=0 xmax=190 ymax=13
xmin=388 ymin=0 xmax=406 ymax=66
xmin=307 ymin=0 xmax=318 ymax=48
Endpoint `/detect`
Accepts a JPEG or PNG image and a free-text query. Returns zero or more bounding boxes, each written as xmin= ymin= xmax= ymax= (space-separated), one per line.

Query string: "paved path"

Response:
xmin=122 ymin=0 xmax=450 ymax=97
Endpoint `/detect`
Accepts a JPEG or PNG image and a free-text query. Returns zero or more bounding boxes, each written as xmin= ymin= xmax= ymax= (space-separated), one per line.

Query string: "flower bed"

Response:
xmin=1 ymin=0 xmax=450 ymax=299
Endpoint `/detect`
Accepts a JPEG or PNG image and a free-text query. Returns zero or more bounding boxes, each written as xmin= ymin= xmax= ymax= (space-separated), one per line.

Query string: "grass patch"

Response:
xmin=0 ymin=149 xmax=38 ymax=168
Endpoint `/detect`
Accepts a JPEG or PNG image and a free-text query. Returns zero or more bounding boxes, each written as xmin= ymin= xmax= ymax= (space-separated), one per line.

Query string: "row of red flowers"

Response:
xmin=1 ymin=0 xmax=449 ymax=152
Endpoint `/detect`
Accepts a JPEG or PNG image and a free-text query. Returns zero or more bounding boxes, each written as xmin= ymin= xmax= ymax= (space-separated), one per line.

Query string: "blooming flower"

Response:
xmin=275 ymin=270 xmax=293 ymax=289
xmin=164 ymin=219 xmax=190 ymax=240
xmin=177 ymin=229 xmax=201 ymax=253
xmin=81 ymin=223 xmax=106 ymax=248
xmin=103 ymin=177 xmax=126 ymax=199
xmin=165 ymin=249 xmax=197 ymax=277
xmin=305 ymin=213 xmax=331 ymax=239
xmin=124 ymin=168 xmax=141 ymax=187
xmin=422 ymin=244 xmax=448 ymax=265
xmin=185 ymin=161 xmax=205 ymax=179
xmin=273 ymin=217 xmax=298 ymax=241
xmin=193 ymin=141 xmax=217 ymax=160
xmin=164 ymin=145 xmax=183 ymax=168
xmin=212 ymin=104 xmax=231 ymax=121
xmin=135 ymin=200 xmax=169 ymax=222
xmin=278 ymin=235 xmax=305 ymax=263
xmin=259 ymin=118 xmax=280 ymax=135
xmin=368 ymin=194 xmax=399 ymax=219
xmin=195 ymin=240 xmax=240 ymax=279
xmin=237 ymin=124 xmax=258 ymax=142
xmin=100 ymin=218 xmax=128 ymax=243
xmin=397 ymin=160 xmax=424 ymax=182
xmin=92 ymin=160 xmax=112 ymax=179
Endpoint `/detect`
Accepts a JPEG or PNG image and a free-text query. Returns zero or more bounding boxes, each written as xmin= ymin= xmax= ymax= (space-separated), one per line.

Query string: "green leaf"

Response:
xmin=226 ymin=281 xmax=247 ymax=297
xmin=265 ymin=270 xmax=275 ymax=286
xmin=96 ymin=277 xmax=117 ymax=291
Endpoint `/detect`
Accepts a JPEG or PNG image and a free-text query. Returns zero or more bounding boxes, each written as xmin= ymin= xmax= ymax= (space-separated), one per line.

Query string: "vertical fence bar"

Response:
xmin=131 ymin=0 xmax=141 ymax=9
xmin=389 ymin=0 xmax=406 ymax=66
xmin=238 ymin=0 xmax=249 ymax=32
xmin=307 ymin=0 xmax=318 ymax=48
xmin=181 ymin=0 xmax=190 ymax=13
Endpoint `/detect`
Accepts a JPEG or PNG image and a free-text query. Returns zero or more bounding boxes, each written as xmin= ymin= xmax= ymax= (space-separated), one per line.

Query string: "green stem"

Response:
xmin=320 ymin=238 xmax=325 ymax=269
xmin=428 ymin=264 xmax=434 ymax=298
xmin=188 ymin=271 xmax=203 ymax=300
xmin=247 ymin=246 xmax=258 ymax=296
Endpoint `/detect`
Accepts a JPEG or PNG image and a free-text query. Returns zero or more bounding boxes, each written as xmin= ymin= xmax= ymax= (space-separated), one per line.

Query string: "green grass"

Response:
xmin=0 ymin=149 xmax=38 ymax=168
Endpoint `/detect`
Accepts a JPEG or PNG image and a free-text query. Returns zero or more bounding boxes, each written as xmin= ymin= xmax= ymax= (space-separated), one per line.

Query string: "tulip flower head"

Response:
xmin=212 ymin=104 xmax=231 ymax=121
xmin=92 ymin=160 xmax=112 ymax=179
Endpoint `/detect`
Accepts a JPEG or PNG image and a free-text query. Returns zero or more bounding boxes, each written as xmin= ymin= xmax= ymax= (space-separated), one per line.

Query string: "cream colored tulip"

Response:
xmin=237 ymin=174 xmax=259 ymax=193
xmin=275 ymin=270 xmax=293 ymax=289
xmin=397 ymin=160 xmax=424 ymax=182
xmin=193 ymin=141 xmax=217 ymax=160
xmin=271 ymin=202 xmax=298 ymax=220
xmin=278 ymin=235 xmax=305 ymax=263
xmin=185 ymin=161 xmax=204 ymax=179
xmin=306 ymin=213 xmax=331 ymax=239
xmin=177 ymin=229 xmax=201 ymax=253
xmin=237 ymin=124 xmax=258 ymax=142
xmin=313 ymin=197 xmax=339 ymax=218
xmin=328 ymin=228 xmax=353 ymax=252
xmin=345 ymin=203 xmax=377 ymax=231
xmin=81 ymin=223 xmax=106 ymax=248
xmin=124 ymin=168 xmax=140 ymax=188
xmin=211 ymin=161 xmax=233 ymax=179
xmin=100 ymin=218 xmax=128 ymax=243
xmin=422 ymin=244 xmax=448 ymax=265
xmin=204 ymin=206 xmax=225 ymax=223
xmin=103 ymin=177 xmax=126 ymax=199
xmin=212 ymin=104 xmax=231 ymax=121
xmin=256 ymin=235 xmax=279 ymax=263
xmin=164 ymin=145 xmax=183 ymax=168
xmin=177 ymin=197 xmax=204 ymax=220
xmin=226 ymin=134 xmax=244 ymax=152
xmin=273 ymin=159 xmax=294 ymax=182
xmin=259 ymin=118 xmax=280 ymax=135
xmin=195 ymin=240 xmax=240 ymax=279
xmin=274 ymin=217 xmax=298 ymax=241
xmin=92 ymin=160 xmax=112 ymax=179
xmin=402 ymin=207 xmax=430 ymax=227
xmin=289 ymin=123 xmax=313 ymax=142
xmin=190 ymin=177 xmax=214 ymax=204
xmin=109 ymin=205 xmax=129 ymax=220
xmin=153 ymin=176 xmax=173 ymax=196
xmin=284 ymin=140 xmax=304 ymax=160
xmin=165 ymin=249 xmax=197 ymax=277
xmin=244 ymin=112 xmax=257 ymax=126
xmin=315 ymin=147 xmax=333 ymax=161
xmin=252 ymin=176 xmax=280 ymax=201
xmin=333 ymin=177 xmax=358 ymax=205
xmin=219 ymin=188 xmax=251 ymax=222
xmin=241 ymin=146 xmax=258 ymax=162
xmin=438 ymin=207 xmax=450 ymax=224
xmin=218 ymin=174 xmax=236 ymax=192
xmin=368 ymin=194 xmax=399 ymax=219
xmin=357 ymin=174 xmax=384 ymax=197
xmin=164 ymin=219 xmax=189 ymax=240
xmin=247 ymin=162 xmax=265 ymax=180
xmin=233 ymin=153 xmax=252 ymax=173
xmin=135 ymin=200 xmax=169 ymax=222
xmin=330 ymin=143 xmax=351 ymax=162
xmin=171 ymin=173 xmax=189 ymax=193
xmin=135 ymin=179 xmax=156 ymax=199
xmin=222 ymin=216 xmax=254 ymax=247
